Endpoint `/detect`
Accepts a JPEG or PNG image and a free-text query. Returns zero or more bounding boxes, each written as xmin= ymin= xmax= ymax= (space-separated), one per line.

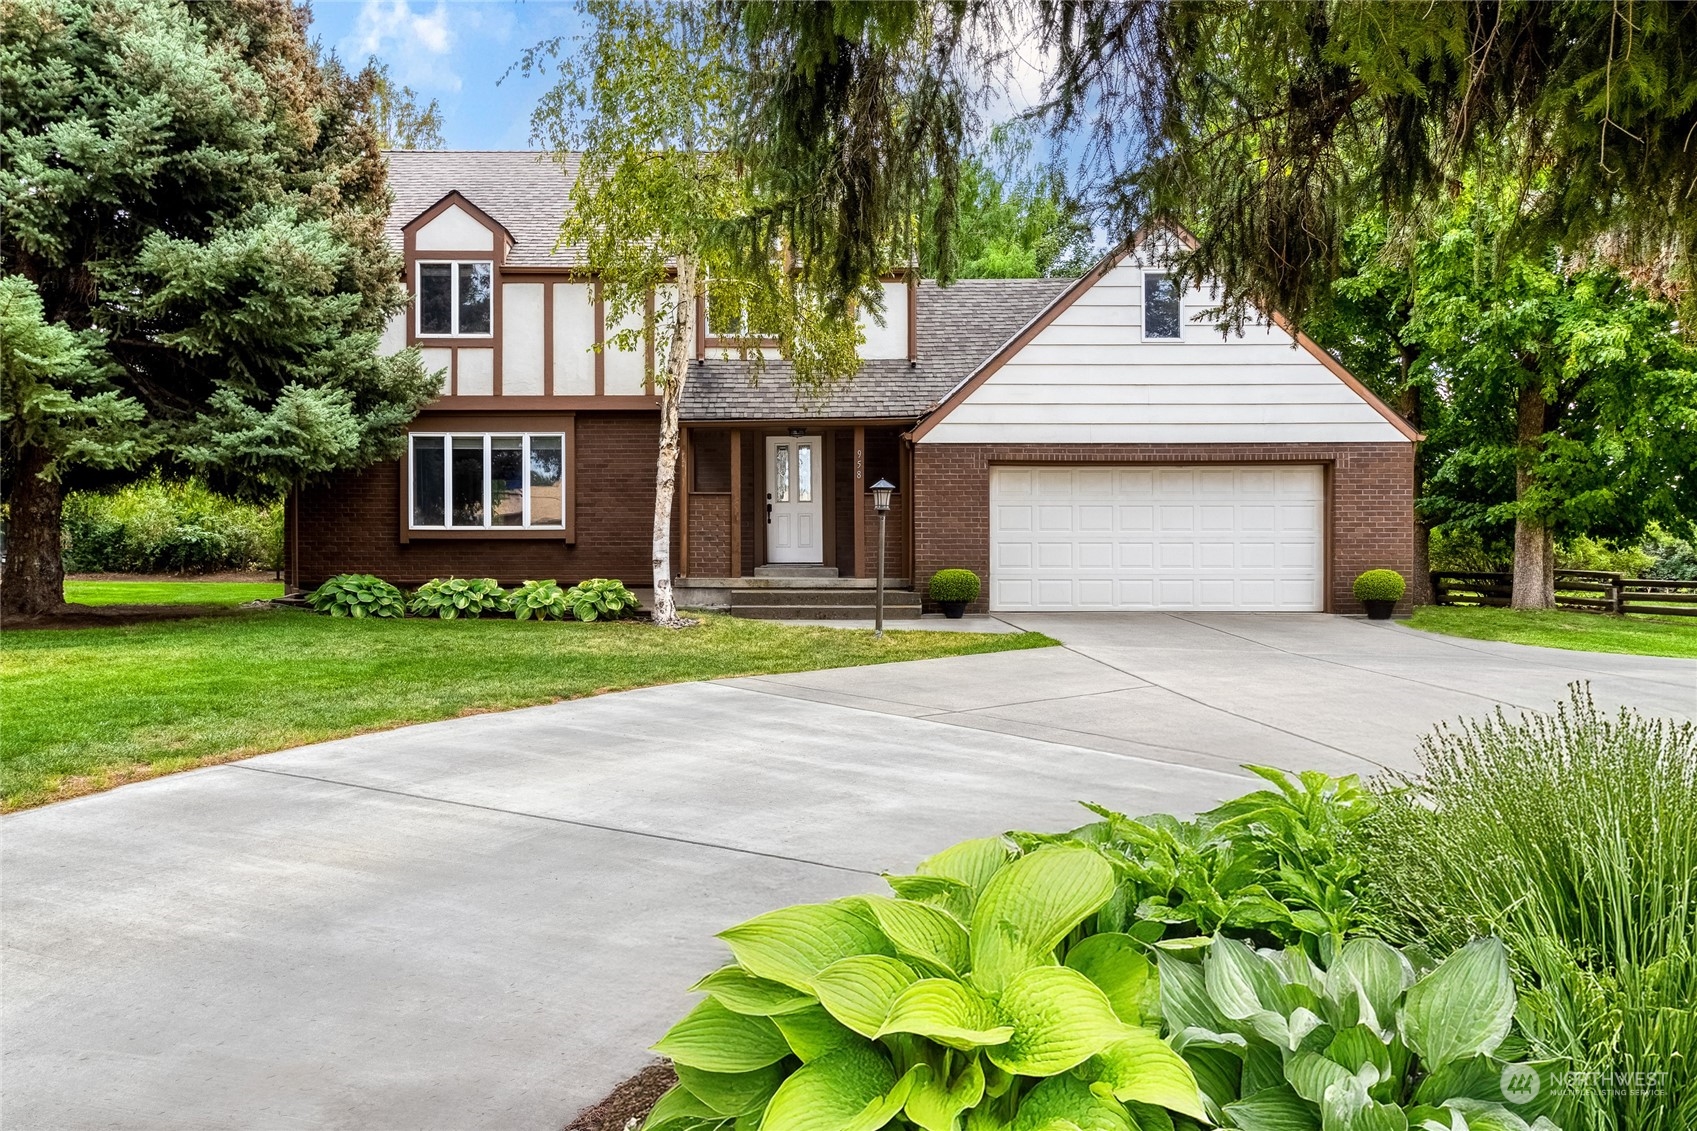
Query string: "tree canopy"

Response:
xmin=360 ymin=59 xmax=444 ymax=150
xmin=0 ymin=0 xmax=435 ymax=615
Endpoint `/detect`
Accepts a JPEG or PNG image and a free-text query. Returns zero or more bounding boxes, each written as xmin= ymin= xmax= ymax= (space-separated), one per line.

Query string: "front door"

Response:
xmin=766 ymin=435 xmax=823 ymax=563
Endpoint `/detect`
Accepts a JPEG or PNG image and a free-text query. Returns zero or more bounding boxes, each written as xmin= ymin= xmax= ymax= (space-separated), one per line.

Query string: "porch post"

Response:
xmin=729 ymin=429 xmax=742 ymax=578
xmin=852 ymin=426 xmax=866 ymax=578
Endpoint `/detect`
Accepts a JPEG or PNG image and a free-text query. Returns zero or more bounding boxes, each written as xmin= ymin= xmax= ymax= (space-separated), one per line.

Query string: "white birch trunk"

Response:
xmin=650 ymin=254 xmax=698 ymax=627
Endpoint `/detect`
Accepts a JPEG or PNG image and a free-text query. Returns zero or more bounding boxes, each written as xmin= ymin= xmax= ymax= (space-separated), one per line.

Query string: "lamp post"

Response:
xmin=870 ymin=478 xmax=894 ymax=638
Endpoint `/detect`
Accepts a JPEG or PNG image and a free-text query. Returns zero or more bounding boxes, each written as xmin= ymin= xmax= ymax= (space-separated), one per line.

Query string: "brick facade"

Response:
xmin=290 ymin=412 xmax=663 ymax=589
xmin=911 ymin=442 xmax=1415 ymax=615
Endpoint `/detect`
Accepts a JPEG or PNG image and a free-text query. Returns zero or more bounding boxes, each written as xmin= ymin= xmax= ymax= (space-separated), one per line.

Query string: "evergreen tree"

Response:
xmin=0 ymin=0 xmax=436 ymax=616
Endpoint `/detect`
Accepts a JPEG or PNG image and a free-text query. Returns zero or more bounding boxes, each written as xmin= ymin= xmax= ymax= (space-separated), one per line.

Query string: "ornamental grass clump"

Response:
xmin=503 ymin=579 xmax=570 ymax=621
xmin=306 ymin=574 xmax=404 ymax=618
xmin=408 ymin=577 xmax=508 ymax=620
xmin=565 ymin=578 xmax=637 ymax=622
xmin=1361 ymin=686 xmax=1697 ymax=1131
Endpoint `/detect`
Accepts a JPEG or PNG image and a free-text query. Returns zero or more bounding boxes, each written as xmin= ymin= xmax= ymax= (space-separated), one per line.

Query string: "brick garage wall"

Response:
xmin=911 ymin=442 xmax=1415 ymax=615
xmin=291 ymin=413 xmax=664 ymax=589
xmin=686 ymin=493 xmax=731 ymax=577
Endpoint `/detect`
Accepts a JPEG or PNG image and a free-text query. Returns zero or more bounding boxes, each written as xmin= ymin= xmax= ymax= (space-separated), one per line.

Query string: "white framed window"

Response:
xmin=1142 ymin=271 xmax=1183 ymax=340
xmin=417 ymin=261 xmax=493 ymax=337
xmin=409 ymin=432 xmax=565 ymax=529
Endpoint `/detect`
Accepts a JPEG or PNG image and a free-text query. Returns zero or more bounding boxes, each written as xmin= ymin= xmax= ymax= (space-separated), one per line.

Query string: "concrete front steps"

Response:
xmin=729 ymin=585 xmax=922 ymax=620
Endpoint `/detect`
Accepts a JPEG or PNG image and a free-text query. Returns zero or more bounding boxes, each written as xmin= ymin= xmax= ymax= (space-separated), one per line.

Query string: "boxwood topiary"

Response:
xmin=928 ymin=568 xmax=981 ymax=604
xmin=408 ymin=577 xmax=508 ymax=620
xmin=1353 ymin=568 xmax=1407 ymax=603
xmin=307 ymin=574 xmax=405 ymax=619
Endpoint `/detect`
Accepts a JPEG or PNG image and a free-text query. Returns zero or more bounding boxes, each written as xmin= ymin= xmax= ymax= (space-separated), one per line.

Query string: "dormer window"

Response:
xmin=418 ymin=261 xmax=493 ymax=336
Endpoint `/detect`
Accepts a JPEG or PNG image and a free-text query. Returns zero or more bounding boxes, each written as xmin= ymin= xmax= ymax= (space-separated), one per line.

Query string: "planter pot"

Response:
xmin=939 ymin=600 xmax=969 ymax=619
xmin=1363 ymin=599 xmax=1396 ymax=620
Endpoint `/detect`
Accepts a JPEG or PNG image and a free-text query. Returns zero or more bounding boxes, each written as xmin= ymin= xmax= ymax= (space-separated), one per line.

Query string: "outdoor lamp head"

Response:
xmin=871 ymin=478 xmax=894 ymax=513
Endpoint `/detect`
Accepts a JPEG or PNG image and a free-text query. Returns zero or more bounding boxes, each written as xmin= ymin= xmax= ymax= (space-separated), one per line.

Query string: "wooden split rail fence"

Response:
xmin=1431 ymin=570 xmax=1697 ymax=617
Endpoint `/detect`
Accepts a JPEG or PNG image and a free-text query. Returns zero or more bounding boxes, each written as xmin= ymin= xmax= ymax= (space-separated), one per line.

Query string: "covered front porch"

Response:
xmin=677 ymin=421 xmax=917 ymax=616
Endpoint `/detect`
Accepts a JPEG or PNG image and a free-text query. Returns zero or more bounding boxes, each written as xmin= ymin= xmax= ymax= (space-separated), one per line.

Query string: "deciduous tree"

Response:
xmin=0 ymin=0 xmax=436 ymax=616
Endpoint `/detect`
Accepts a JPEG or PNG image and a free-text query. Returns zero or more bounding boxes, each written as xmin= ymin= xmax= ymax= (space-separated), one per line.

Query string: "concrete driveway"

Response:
xmin=4 ymin=615 xmax=1691 ymax=1129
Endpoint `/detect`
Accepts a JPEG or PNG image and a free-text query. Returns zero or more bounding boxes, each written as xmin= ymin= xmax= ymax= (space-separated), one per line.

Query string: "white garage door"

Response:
xmin=989 ymin=465 xmax=1324 ymax=611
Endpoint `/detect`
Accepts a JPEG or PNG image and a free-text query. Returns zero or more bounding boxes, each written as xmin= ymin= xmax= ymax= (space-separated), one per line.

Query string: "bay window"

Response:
xmin=410 ymin=433 xmax=565 ymax=529
xmin=418 ymin=261 xmax=493 ymax=336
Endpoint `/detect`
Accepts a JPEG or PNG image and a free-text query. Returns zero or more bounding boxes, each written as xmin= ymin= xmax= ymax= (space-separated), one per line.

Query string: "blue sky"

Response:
xmin=307 ymin=0 xmax=585 ymax=150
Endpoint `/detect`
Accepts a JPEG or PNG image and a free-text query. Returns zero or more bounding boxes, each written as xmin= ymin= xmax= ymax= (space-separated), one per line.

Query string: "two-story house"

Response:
xmin=285 ymin=151 xmax=1417 ymax=615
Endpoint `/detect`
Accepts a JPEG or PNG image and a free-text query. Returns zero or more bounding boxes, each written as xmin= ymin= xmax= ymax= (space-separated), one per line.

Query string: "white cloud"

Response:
xmin=343 ymin=0 xmax=459 ymax=90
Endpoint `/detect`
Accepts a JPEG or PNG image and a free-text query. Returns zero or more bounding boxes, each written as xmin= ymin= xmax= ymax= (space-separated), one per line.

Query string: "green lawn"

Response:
xmin=1409 ymin=605 xmax=1697 ymax=659
xmin=0 ymin=610 xmax=1054 ymax=811
xmin=65 ymin=580 xmax=285 ymax=606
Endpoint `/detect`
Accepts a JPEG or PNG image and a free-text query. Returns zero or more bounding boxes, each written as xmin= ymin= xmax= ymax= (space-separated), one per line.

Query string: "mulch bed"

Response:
xmin=563 ymin=1063 xmax=675 ymax=1131
xmin=1 ymin=602 xmax=260 ymax=631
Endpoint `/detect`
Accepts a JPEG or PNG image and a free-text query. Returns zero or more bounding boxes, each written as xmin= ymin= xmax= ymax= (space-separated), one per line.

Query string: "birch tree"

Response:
xmin=525 ymin=1 xmax=861 ymax=627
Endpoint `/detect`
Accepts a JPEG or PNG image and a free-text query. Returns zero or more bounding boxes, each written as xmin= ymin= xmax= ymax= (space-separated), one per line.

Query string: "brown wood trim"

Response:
xmin=729 ymin=429 xmax=742 ymax=577
xmin=679 ymin=426 xmax=691 ymax=577
xmin=906 ymin=237 xmax=1146 ymax=442
xmin=492 ymin=273 xmax=504 ymax=397
xmin=413 ymin=334 xmax=498 ymax=349
xmin=409 ymin=411 xmax=577 ymax=430
xmin=900 ymin=438 xmax=914 ymax=584
xmin=682 ymin=416 xmax=914 ymax=429
xmin=401 ymin=190 xmax=515 ymax=256
xmin=542 ymin=280 xmax=555 ymax=397
xmin=449 ymin=347 xmax=457 ymax=396
xmin=821 ymin=430 xmax=836 ymax=570
xmin=419 ymin=396 xmax=657 ymax=413
xmin=405 ymin=529 xmax=573 ymax=541
xmin=397 ymin=459 xmax=410 ymax=545
xmin=594 ymin=279 xmax=606 ymax=396
xmin=644 ymin=289 xmax=656 ymax=396
xmin=1322 ymin=460 xmax=1336 ymax=613
xmin=852 ymin=426 xmax=865 ymax=578
xmin=694 ymin=292 xmax=707 ymax=359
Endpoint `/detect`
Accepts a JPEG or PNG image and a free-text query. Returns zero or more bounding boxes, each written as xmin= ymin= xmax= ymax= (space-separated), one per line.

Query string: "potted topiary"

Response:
xmin=927 ymin=568 xmax=981 ymax=618
xmin=1353 ymin=568 xmax=1406 ymax=619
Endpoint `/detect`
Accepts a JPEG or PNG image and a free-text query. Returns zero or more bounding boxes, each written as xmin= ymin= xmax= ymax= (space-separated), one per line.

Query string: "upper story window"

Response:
xmin=705 ymin=286 xmax=779 ymax=343
xmin=1143 ymin=271 xmax=1183 ymax=340
xmin=418 ymin=261 xmax=493 ymax=337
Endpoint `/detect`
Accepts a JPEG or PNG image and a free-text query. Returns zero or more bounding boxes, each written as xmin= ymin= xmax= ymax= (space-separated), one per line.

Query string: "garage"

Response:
xmin=988 ymin=464 xmax=1325 ymax=611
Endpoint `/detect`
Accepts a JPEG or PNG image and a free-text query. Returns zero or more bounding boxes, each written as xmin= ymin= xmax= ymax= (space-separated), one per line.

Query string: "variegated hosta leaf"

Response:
xmin=1010 ymin=1075 xmax=1133 ymax=1131
xmin=1080 ymin=1027 xmax=1209 ymax=1121
xmin=641 ymin=1085 xmax=723 ymax=1131
xmin=772 ymin=1003 xmax=863 ymax=1062
xmin=718 ymin=901 xmax=894 ymax=993
xmin=1205 ymin=935 xmax=1290 ymax=1022
xmin=1158 ymin=955 xmax=1234 ymax=1036
xmin=674 ymin=1062 xmax=783 ymax=1117
xmin=970 ymin=845 xmax=1118 ymax=995
xmin=760 ymin=1045 xmax=916 ymax=1131
xmin=1181 ymin=1045 xmax=1242 ymax=1119
xmin=986 ymin=966 xmax=1128 ymax=1077
xmin=652 ymin=998 xmax=791 ymax=1073
xmin=904 ymin=1054 xmax=986 ymax=1131
xmin=1440 ymin=1098 xmax=1556 ymax=1131
xmin=919 ymin=836 xmax=1013 ymax=898
xmin=811 ymin=954 xmax=920 ymax=1039
xmin=1416 ymin=1059 xmax=1562 ymax=1122
xmin=850 ymin=895 xmax=970 ymax=975
xmin=1284 ymin=1051 xmax=1360 ymax=1106
xmin=1222 ymin=1083 xmax=1322 ymax=1131
xmin=1326 ymin=1025 xmax=1393 ymax=1085
xmin=1321 ymin=1074 xmax=1410 ymax=1131
xmin=1064 ymin=932 xmax=1157 ymax=1026
xmin=1249 ymin=1005 xmax=1329 ymax=1053
xmin=1397 ymin=939 xmax=1515 ymax=1071
xmin=877 ymin=978 xmax=1014 ymax=1051
xmin=692 ymin=965 xmax=818 ymax=1016
xmin=1327 ymin=938 xmax=1413 ymax=1036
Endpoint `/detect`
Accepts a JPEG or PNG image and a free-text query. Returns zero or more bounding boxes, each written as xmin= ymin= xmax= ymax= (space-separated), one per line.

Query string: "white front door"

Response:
xmin=766 ymin=435 xmax=823 ymax=563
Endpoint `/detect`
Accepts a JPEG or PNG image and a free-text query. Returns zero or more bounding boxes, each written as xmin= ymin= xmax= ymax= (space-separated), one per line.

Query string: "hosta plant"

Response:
xmin=307 ymin=574 xmax=405 ymax=618
xmin=566 ymin=577 xmax=637 ymax=622
xmin=408 ymin=577 xmax=508 ymax=619
xmin=504 ymin=579 xmax=569 ymax=621
xmin=1165 ymin=933 xmax=1563 ymax=1130
xmin=646 ymin=841 xmax=1213 ymax=1131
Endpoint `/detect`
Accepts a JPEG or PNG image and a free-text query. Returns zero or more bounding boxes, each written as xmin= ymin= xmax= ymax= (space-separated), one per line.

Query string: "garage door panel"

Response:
xmin=990 ymin=464 xmax=1324 ymax=612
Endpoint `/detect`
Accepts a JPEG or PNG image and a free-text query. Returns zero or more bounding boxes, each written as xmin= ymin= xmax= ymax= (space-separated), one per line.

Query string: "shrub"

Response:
xmin=927 ymin=568 xmax=981 ymax=603
xmin=566 ymin=577 xmax=637 ymax=622
xmin=503 ymin=579 xmax=570 ymax=621
xmin=1165 ymin=933 xmax=1559 ymax=1130
xmin=1352 ymin=569 xmax=1405 ymax=603
xmin=1362 ymin=687 xmax=1697 ymax=1131
xmin=408 ymin=577 xmax=508 ymax=620
xmin=61 ymin=475 xmax=281 ymax=573
xmin=307 ymin=574 xmax=404 ymax=618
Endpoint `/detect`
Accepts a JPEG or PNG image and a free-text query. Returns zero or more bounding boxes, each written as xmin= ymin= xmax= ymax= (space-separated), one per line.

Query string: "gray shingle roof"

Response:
xmin=681 ymin=278 xmax=1074 ymax=421
xmin=383 ymin=151 xmax=1078 ymax=420
xmin=385 ymin=150 xmax=584 ymax=267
